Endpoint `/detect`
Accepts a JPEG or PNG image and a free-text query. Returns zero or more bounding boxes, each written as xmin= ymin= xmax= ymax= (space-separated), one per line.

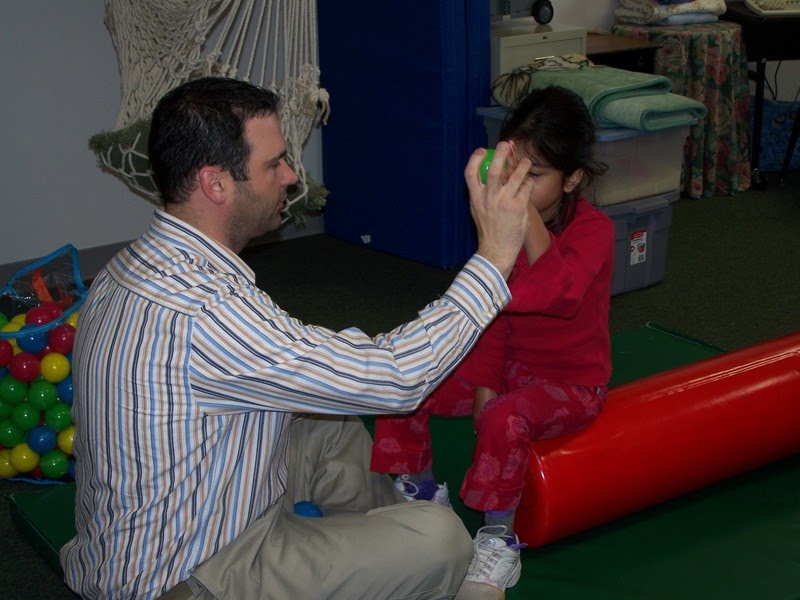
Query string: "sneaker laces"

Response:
xmin=394 ymin=474 xmax=421 ymax=500
xmin=466 ymin=525 xmax=525 ymax=590
xmin=394 ymin=475 xmax=451 ymax=507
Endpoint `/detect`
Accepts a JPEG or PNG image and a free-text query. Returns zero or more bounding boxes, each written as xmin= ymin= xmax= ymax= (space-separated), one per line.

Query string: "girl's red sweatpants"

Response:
xmin=370 ymin=360 xmax=605 ymax=512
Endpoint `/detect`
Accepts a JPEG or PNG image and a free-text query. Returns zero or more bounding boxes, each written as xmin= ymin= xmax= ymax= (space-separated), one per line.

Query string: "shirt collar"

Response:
xmin=150 ymin=209 xmax=257 ymax=284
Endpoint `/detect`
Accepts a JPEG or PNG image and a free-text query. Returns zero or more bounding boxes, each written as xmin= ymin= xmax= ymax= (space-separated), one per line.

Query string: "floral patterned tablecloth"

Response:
xmin=612 ymin=21 xmax=751 ymax=198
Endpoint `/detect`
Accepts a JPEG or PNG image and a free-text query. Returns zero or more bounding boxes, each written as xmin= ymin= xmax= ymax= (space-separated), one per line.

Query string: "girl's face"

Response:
xmin=510 ymin=141 xmax=583 ymax=223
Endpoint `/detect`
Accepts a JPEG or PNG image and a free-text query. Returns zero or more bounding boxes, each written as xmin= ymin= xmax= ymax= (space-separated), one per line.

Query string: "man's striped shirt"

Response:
xmin=60 ymin=210 xmax=509 ymax=599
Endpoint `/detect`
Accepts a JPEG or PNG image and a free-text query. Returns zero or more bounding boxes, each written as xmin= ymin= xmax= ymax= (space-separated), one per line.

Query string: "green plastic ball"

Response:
xmin=0 ymin=399 xmax=13 ymax=419
xmin=0 ymin=419 xmax=24 ymax=447
xmin=44 ymin=402 xmax=72 ymax=432
xmin=39 ymin=449 xmax=70 ymax=479
xmin=0 ymin=375 xmax=28 ymax=405
xmin=11 ymin=402 xmax=41 ymax=431
xmin=27 ymin=380 xmax=58 ymax=411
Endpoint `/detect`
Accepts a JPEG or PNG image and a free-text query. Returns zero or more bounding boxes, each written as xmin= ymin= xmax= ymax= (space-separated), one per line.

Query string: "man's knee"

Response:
xmin=410 ymin=504 xmax=473 ymax=565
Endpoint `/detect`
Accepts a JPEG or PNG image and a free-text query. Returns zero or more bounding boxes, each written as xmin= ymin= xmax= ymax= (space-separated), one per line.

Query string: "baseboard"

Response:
xmin=0 ymin=215 xmax=325 ymax=285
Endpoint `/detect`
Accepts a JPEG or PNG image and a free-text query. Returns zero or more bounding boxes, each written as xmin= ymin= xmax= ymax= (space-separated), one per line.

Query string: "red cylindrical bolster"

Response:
xmin=515 ymin=333 xmax=800 ymax=547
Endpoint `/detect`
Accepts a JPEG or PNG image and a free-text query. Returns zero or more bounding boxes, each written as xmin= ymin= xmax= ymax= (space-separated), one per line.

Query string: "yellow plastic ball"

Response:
xmin=66 ymin=312 xmax=79 ymax=328
xmin=40 ymin=352 xmax=71 ymax=383
xmin=1 ymin=321 xmax=22 ymax=353
xmin=57 ymin=424 xmax=75 ymax=455
xmin=0 ymin=448 xmax=18 ymax=478
xmin=10 ymin=442 xmax=39 ymax=473
xmin=10 ymin=313 xmax=27 ymax=325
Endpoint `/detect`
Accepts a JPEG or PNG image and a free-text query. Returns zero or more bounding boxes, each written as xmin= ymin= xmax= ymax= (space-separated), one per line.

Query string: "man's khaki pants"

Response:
xmin=162 ymin=415 xmax=473 ymax=600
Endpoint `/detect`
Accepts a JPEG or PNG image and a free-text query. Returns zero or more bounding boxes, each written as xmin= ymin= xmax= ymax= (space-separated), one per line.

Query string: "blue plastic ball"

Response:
xmin=27 ymin=424 xmax=57 ymax=454
xmin=16 ymin=325 xmax=48 ymax=354
xmin=56 ymin=375 xmax=73 ymax=404
xmin=293 ymin=501 xmax=323 ymax=518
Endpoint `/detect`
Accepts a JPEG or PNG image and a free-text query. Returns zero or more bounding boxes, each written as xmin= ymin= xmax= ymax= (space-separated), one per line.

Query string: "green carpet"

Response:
xmin=15 ymin=323 xmax=800 ymax=600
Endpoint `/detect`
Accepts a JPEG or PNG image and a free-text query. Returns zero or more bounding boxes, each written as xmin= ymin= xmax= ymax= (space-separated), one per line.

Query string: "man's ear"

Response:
xmin=197 ymin=166 xmax=229 ymax=205
xmin=564 ymin=168 xmax=584 ymax=194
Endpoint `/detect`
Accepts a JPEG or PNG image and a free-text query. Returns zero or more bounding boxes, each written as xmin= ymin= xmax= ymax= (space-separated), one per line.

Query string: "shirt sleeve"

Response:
xmin=506 ymin=208 xmax=614 ymax=318
xmin=457 ymin=313 xmax=511 ymax=392
xmin=190 ymin=254 xmax=511 ymax=415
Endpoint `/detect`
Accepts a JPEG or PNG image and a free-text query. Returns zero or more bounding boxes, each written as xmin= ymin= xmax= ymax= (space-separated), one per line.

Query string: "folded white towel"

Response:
xmin=615 ymin=0 xmax=726 ymax=23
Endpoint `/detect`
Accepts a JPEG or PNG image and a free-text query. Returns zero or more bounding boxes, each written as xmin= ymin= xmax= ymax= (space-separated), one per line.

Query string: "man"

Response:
xmin=60 ymin=77 xmax=532 ymax=599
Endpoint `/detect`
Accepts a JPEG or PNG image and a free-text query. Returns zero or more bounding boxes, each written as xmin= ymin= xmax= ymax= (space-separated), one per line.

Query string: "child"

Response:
xmin=370 ymin=85 xmax=615 ymax=592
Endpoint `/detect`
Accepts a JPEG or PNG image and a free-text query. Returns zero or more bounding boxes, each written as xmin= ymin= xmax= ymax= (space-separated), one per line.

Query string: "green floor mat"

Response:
xmin=10 ymin=324 xmax=800 ymax=598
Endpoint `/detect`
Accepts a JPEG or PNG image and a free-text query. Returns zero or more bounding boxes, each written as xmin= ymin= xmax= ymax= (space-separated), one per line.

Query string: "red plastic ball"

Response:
xmin=24 ymin=305 xmax=56 ymax=326
xmin=0 ymin=339 xmax=13 ymax=367
xmin=8 ymin=352 xmax=41 ymax=383
xmin=47 ymin=324 xmax=76 ymax=355
xmin=36 ymin=344 xmax=53 ymax=359
xmin=39 ymin=302 xmax=64 ymax=320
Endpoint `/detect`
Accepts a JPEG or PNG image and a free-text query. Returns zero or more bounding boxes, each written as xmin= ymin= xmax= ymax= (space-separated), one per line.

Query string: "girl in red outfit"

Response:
xmin=371 ymin=86 xmax=615 ymax=544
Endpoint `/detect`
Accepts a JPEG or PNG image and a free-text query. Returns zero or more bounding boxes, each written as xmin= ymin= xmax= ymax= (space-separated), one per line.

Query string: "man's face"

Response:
xmin=229 ymin=114 xmax=299 ymax=242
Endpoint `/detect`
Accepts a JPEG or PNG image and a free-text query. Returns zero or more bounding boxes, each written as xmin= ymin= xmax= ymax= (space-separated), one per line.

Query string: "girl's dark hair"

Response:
xmin=498 ymin=85 xmax=606 ymax=232
xmin=148 ymin=77 xmax=281 ymax=204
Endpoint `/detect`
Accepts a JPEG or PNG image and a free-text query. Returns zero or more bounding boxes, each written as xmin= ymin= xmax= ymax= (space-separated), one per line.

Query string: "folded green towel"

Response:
xmin=492 ymin=59 xmax=708 ymax=131
xmin=526 ymin=66 xmax=673 ymax=117
xmin=600 ymin=92 xmax=707 ymax=130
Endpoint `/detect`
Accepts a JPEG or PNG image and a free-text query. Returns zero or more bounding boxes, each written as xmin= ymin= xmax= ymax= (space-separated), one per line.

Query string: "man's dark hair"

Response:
xmin=148 ymin=77 xmax=280 ymax=204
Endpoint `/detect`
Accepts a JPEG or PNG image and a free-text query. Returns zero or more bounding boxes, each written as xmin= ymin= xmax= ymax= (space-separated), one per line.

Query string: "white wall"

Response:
xmin=1 ymin=1 xmax=796 ymax=281
xmin=549 ymin=0 xmax=617 ymax=30
xmin=0 ymin=1 xmax=323 ymax=281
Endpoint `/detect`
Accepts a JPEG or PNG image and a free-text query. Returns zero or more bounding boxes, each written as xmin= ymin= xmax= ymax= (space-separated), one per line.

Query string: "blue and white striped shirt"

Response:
xmin=60 ymin=210 xmax=509 ymax=599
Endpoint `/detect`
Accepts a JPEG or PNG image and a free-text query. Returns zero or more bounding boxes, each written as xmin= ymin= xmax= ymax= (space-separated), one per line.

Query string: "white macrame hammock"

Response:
xmin=92 ymin=0 xmax=329 ymax=222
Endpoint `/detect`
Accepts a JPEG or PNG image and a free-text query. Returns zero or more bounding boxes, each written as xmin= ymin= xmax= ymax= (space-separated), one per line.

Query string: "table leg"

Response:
xmin=751 ymin=60 xmax=768 ymax=190
xmin=779 ymin=108 xmax=799 ymax=187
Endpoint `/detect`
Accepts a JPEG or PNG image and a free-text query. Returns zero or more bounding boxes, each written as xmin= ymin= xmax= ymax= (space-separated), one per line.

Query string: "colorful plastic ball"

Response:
xmin=0 ymin=339 xmax=13 ymax=367
xmin=10 ymin=313 xmax=27 ymax=325
xmin=11 ymin=402 xmax=41 ymax=431
xmin=480 ymin=148 xmax=495 ymax=184
xmin=1 ymin=322 xmax=22 ymax=353
xmin=0 ymin=375 xmax=28 ymax=405
xmin=8 ymin=351 xmax=41 ymax=383
xmin=39 ymin=449 xmax=70 ymax=479
xmin=9 ymin=443 xmax=39 ymax=473
xmin=28 ymin=379 xmax=59 ymax=411
xmin=39 ymin=352 xmax=70 ymax=383
xmin=68 ymin=457 xmax=76 ymax=479
xmin=27 ymin=424 xmax=57 ymax=454
xmin=56 ymin=375 xmax=73 ymax=404
xmin=57 ymin=424 xmax=74 ymax=455
xmin=45 ymin=402 xmax=72 ymax=431
xmin=47 ymin=324 xmax=76 ymax=354
xmin=66 ymin=311 xmax=79 ymax=328
xmin=0 ymin=419 xmax=25 ymax=447
xmin=24 ymin=305 xmax=56 ymax=326
xmin=16 ymin=325 xmax=48 ymax=354
xmin=36 ymin=345 xmax=53 ymax=359
xmin=0 ymin=449 xmax=17 ymax=478
xmin=293 ymin=501 xmax=323 ymax=517
xmin=0 ymin=399 xmax=12 ymax=420
xmin=39 ymin=302 xmax=64 ymax=320
xmin=0 ymin=313 xmax=7 ymax=329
